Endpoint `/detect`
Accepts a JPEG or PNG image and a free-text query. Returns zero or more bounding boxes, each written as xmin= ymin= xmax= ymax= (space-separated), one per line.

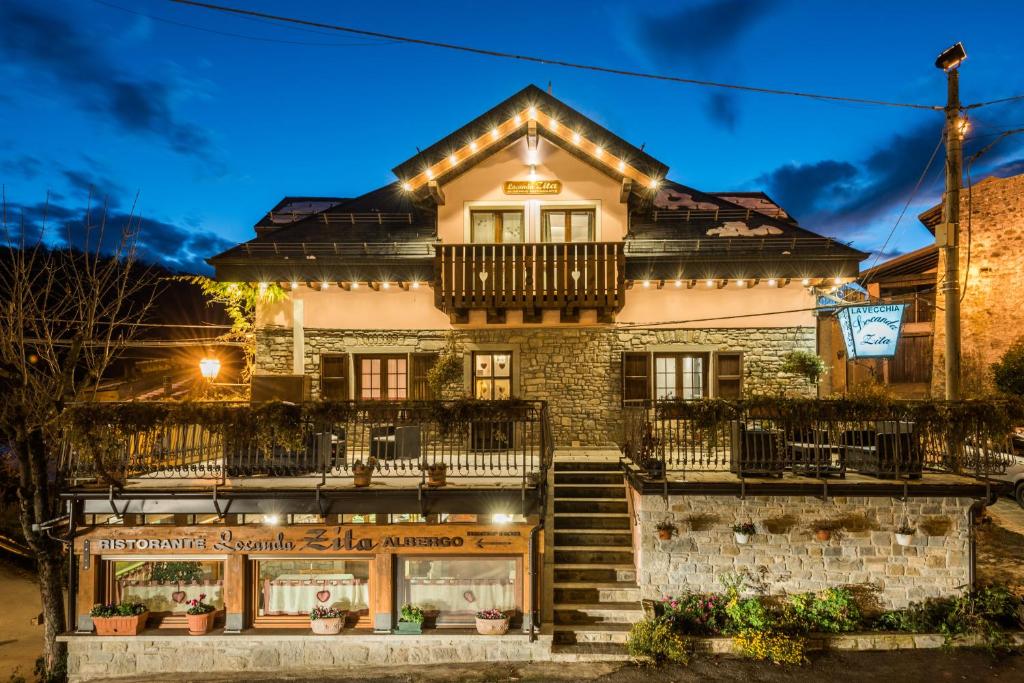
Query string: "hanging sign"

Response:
xmin=503 ymin=180 xmax=561 ymax=195
xmin=837 ymin=304 xmax=907 ymax=359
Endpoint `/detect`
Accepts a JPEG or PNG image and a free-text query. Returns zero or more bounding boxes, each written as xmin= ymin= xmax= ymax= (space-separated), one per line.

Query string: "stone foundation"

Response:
xmin=61 ymin=632 xmax=553 ymax=682
xmin=631 ymin=493 xmax=972 ymax=609
xmin=256 ymin=326 xmax=816 ymax=447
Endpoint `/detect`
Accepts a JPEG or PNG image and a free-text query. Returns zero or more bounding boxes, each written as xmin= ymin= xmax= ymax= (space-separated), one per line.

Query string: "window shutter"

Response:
xmin=621 ymin=352 xmax=651 ymax=405
xmin=715 ymin=352 xmax=743 ymax=399
xmin=320 ymin=354 xmax=349 ymax=400
xmin=411 ymin=353 xmax=439 ymax=399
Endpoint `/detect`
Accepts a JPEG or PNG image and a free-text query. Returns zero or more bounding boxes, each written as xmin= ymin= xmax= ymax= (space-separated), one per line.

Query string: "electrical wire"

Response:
xmin=168 ymin=0 xmax=944 ymax=111
xmin=964 ymin=93 xmax=1024 ymax=110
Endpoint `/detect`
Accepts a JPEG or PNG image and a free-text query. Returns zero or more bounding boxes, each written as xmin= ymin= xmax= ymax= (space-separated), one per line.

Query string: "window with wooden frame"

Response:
xmin=410 ymin=353 xmax=439 ymax=400
xmin=320 ymin=354 xmax=349 ymax=400
xmin=715 ymin=352 xmax=744 ymax=399
xmin=654 ymin=353 xmax=708 ymax=400
xmin=470 ymin=210 xmax=524 ymax=244
xmin=621 ymin=352 xmax=651 ymax=405
xmin=251 ymin=557 xmax=372 ymax=629
xmin=541 ymin=208 xmax=595 ymax=243
xmin=103 ymin=559 xmax=225 ymax=628
xmin=472 ymin=351 xmax=512 ymax=400
xmin=355 ymin=354 xmax=408 ymax=400
xmin=396 ymin=555 xmax=522 ymax=628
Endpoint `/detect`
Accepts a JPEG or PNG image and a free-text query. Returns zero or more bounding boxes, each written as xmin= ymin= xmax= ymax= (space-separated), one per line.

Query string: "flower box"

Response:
xmin=187 ymin=611 xmax=215 ymax=636
xmin=475 ymin=616 xmax=510 ymax=635
xmin=311 ymin=616 xmax=344 ymax=635
xmin=92 ymin=611 xmax=148 ymax=636
xmin=395 ymin=620 xmax=422 ymax=635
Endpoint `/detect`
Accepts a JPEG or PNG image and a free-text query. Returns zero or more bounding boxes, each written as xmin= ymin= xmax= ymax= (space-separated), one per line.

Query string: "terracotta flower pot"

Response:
xmin=475 ymin=617 xmax=510 ymax=635
xmin=427 ymin=465 xmax=447 ymax=488
xmin=657 ymin=528 xmax=673 ymax=541
xmin=187 ymin=611 xmax=215 ymax=636
xmin=815 ymin=529 xmax=832 ymax=542
xmin=353 ymin=470 xmax=372 ymax=487
xmin=310 ymin=616 xmax=344 ymax=635
xmin=92 ymin=611 xmax=148 ymax=636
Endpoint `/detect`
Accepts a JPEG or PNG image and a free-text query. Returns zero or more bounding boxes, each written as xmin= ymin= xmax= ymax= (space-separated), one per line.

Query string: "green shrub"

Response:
xmin=992 ymin=339 xmax=1024 ymax=397
xmin=781 ymin=350 xmax=827 ymax=384
xmin=626 ymin=617 xmax=690 ymax=665
xmin=725 ymin=596 xmax=770 ymax=633
xmin=660 ymin=594 xmax=729 ymax=636
xmin=733 ymin=629 xmax=806 ymax=665
xmin=801 ymin=588 xmax=860 ymax=633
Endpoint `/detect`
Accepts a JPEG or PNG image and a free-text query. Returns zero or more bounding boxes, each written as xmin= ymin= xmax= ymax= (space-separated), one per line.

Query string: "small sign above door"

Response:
xmin=503 ymin=180 xmax=562 ymax=195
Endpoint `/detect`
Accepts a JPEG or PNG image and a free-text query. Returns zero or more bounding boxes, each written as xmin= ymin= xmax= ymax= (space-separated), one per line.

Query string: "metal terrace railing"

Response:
xmin=622 ymin=400 xmax=1018 ymax=480
xmin=61 ymin=400 xmax=552 ymax=488
xmin=624 ymin=237 xmax=848 ymax=256
xmin=436 ymin=242 xmax=625 ymax=313
xmin=651 ymin=207 xmax=789 ymax=223
xmin=265 ymin=211 xmax=418 ymax=225
xmin=239 ymin=241 xmax=436 ymax=258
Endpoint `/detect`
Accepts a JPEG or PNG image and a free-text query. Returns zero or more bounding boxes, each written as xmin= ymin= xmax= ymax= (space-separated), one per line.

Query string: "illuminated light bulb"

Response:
xmin=674 ymin=279 xmax=682 ymax=288
xmin=801 ymin=278 xmax=811 ymax=286
xmin=514 ymin=113 xmax=522 ymax=124
xmin=491 ymin=127 xmax=499 ymax=139
xmin=573 ymin=131 xmax=581 ymax=144
xmin=706 ymin=279 xmax=714 ymax=288
xmin=494 ymin=513 xmax=514 ymax=524
xmin=528 ymin=106 xmax=536 ymax=119
xmin=351 ymin=281 xmax=359 ymax=290
xmin=527 ymin=149 xmax=538 ymax=165
xmin=265 ymin=514 xmax=280 ymax=526
xmin=768 ymin=278 xmax=777 ymax=287
xmin=411 ymin=281 xmax=420 ymax=289
xmin=549 ymin=118 xmax=558 ymax=131
xmin=833 ymin=276 xmax=842 ymax=285
xmin=290 ymin=281 xmax=298 ymax=290
xmin=618 ymin=160 xmax=626 ymax=172
xmin=595 ymin=146 xmax=603 ymax=157
xmin=736 ymin=279 xmax=746 ymax=287
xmin=642 ymin=280 xmax=651 ymax=288
xmin=425 ymin=168 xmax=434 ymax=180
xmin=320 ymin=281 xmax=329 ymax=290
xmin=258 ymin=282 xmax=268 ymax=293
xmin=382 ymin=281 xmax=390 ymax=290
xmin=449 ymin=154 xmax=457 ymax=165
xmin=469 ymin=141 xmax=478 ymax=152
xmin=401 ymin=181 xmax=412 ymax=191
xmin=649 ymin=178 xmax=660 ymax=189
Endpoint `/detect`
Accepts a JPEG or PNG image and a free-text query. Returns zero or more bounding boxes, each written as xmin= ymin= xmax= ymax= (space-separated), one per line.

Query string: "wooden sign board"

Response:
xmin=503 ymin=180 xmax=561 ymax=195
xmin=75 ymin=523 xmax=533 ymax=556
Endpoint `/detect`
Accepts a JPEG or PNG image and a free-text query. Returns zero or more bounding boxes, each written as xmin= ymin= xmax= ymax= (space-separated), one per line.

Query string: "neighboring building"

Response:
xmin=61 ymin=86 xmax=1001 ymax=678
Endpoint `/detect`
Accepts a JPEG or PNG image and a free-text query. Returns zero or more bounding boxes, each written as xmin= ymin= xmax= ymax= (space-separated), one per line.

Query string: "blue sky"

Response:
xmin=2 ymin=0 xmax=1024 ymax=273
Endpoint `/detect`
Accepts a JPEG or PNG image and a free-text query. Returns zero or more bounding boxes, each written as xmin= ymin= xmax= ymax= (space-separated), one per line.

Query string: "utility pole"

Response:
xmin=935 ymin=42 xmax=966 ymax=401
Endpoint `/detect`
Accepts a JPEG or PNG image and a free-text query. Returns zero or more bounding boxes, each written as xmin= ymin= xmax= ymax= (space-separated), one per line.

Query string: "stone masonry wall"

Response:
xmin=255 ymin=326 xmax=816 ymax=447
xmin=932 ymin=173 xmax=1024 ymax=396
xmin=633 ymin=494 xmax=972 ymax=609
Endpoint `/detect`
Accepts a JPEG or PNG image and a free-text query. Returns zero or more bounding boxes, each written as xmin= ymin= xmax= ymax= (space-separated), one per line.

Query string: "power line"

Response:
xmin=964 ymin=93 xmax=1024 ymax=110
xmin=168 ymin=0 xmax=943 ymax=112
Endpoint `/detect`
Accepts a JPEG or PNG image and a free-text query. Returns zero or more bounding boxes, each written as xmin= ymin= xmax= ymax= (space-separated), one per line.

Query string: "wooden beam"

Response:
xmin=427 ymin=180 xmax=445 ymax=206
xmin=619 ymin=177 xmax=633 ymax=204
xmin=748 ymin=278 xmax=761 ymax=289
xmin=399 ymin=282 xmax=411 ymax=291
xmin=779 ymin=278 xmax=791 ymax=288
xmin=368 ymin=281 xmax=381 ymax=292
xmin=527 ymin=120 xmax=538 ymax=149
xmin=716 ymin=280 xmax=728 ymax=289
xmin=339 ymin=282 xmax=352 ymax=291
xmin=656 ymin=280 xmax=665 ymax=290
xmin=687 ymin=279 xmax=697 ymax=289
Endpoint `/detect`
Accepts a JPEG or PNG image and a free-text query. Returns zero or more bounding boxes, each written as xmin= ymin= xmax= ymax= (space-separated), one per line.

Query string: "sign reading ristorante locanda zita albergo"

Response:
xmin=84 ymin=526 xmax=525 ymax=554
xmin=503 ymin=180 xmax=561 ymax=195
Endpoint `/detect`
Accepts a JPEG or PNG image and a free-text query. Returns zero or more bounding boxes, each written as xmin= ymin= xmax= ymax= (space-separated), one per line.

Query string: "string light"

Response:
xmin=469 ymin=141 xmax=478 ymax=152
xmin=549 ymin=118 xmax=558 ymax=131
xmin=258 ymin=282 xmax=268 ymax=294
xmin=767 ymin=278 xmax=777 ymax=287
xmin=290 ymin=281 xmax=299 ymax=290
xmin=321 ymin=281 xmax=330 ymax=290
xmin=528 ymin=106 xmax=537 ymax=119
xmin=411 ymin=281 xmax=420 ymax=289
xmin=572 ymin=131 xmax=581 ymax=144
xmin=425 ymin=168 xmax=434 ymax=180
xmin=595 ymin=146 xmax=603 ymax=157
xmin=491 ymin=127 xmax=499 ymax=139
xmin=618 ymin=160 xmax=625 ymax=172
xmin=706 ymin=279 xmax=714 ymax=288
xmin=401 ymin=181 xmax=412 ymax=191
xmin=674 ymin=279 xmax=682 ymax=288
xmin=833 ymin=276 xmax=842 ymax=285
xmin=736 ymin=279 xmax=746 ymax=287
xmin=351 ymin=281 xmax=359 ymax=290
xmin=642 ymin=280 xmax=651 ymax=288
xmin=801 ymin=278 xmax=811 ymax=286
xmin=449 ymin=154 xmax=457 ymax=165
xmin=382 ymin=281 xmax=390 ymax=289
xmin=649 ymin=178 xmax=660 ymax=189
xmin=513 ymin=113 xmax=522 ymax=125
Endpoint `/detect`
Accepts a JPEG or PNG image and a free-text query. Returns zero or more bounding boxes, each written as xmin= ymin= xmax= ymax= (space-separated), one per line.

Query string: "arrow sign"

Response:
xmin=475 ymin=538 xmax=512 ymax=549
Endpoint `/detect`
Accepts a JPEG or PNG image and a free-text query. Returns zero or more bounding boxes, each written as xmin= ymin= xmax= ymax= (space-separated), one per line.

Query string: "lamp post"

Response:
xmin=935 ymin=42 xmax=967 ymax=401
xmin=199 ymin=358 xmax=221 ymax=383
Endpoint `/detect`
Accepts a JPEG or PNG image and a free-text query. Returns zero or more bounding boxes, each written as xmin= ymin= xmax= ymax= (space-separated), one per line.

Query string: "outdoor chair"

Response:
xmin=841 ymin=421 xmax=922 ymax=479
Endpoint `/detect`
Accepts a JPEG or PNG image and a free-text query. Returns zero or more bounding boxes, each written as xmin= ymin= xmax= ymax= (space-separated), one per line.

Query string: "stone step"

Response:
xmin=555 ymin=585 xmax=642 ymax=604
xmin=553 ymin=623 xmax=633 ymax=645
xmin=554 ymin=531 xmax=633 ymax=547
xmin=554 ymin=499 xmax=628 ymax=514
xmin=554 ymin=602 xmax=644 ymax=625
xmin=553 ymin=472 xmax=623 ymax=485
xmin=552 ymin=486 xmax=626 ymax=499
xmin=554 ymin=549 xmax=634 ymax=565
xmin=550 ymin=642 xmax=630 ymax=662
xmin=553 ymin=515 xmax=630 ymax=530
xmin=554 ymin=566 xmax=636 ymax=583
xmin=553 ymin=461 xmax=621 ymax=472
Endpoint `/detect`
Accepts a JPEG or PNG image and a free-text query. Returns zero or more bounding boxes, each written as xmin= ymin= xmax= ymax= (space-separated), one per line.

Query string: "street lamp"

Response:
xmin=199 ymin=358 xmax=221 ymax=382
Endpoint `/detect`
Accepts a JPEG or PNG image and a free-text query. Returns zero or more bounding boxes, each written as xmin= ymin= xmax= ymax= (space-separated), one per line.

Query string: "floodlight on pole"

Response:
xmin=199 ymin=358 xmax=221 ymax=382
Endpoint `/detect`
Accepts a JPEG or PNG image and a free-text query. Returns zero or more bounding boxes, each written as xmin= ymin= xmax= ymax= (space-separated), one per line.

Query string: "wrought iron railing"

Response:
xmin=622 ymin=400 xmax=1018 ymax=480
xmin=61 ymin=400 xmax=550 ymax=488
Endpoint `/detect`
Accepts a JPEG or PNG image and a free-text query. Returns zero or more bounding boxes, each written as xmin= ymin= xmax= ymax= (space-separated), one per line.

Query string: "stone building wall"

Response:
xmin=255 ymin=325 xmax=817 ymax=447
xmin=632 ymin=493 xmax=972 ymax=609
xmin=932 ymin=173 xmax=1024 ymax=396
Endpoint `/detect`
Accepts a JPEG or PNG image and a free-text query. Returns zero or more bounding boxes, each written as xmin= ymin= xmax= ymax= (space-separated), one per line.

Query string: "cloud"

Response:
xmin=0 ymin=154 xmax=43 ymax=180
xmin=637 ymin=0 xmax=775 ymax=66
xmin=756 ymin=159 xmax=859 ymax=218
xmin=2 ymin=199 xmax=229 ymax=275
xmin=705 ymin=93 xmax=740 ymax=131
xmin=0 ymin=1 xmax=211 ymax=158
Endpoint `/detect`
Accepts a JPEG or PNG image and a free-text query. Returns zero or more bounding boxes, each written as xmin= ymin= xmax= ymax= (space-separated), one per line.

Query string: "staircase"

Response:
xmin=549 ymin=458 xmax=643 ymax=660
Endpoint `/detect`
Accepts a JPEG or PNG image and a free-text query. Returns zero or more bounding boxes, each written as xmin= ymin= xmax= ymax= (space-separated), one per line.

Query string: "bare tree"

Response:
xmin=0 ymin=196 xmax=155 ymax=679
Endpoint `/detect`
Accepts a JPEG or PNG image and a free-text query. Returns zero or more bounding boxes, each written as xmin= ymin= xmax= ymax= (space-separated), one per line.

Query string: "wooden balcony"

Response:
xmin=435 ymin=242 xmax=625 ymax=322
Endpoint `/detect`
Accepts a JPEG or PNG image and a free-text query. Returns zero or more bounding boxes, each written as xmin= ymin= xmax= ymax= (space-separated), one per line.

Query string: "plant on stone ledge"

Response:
xmin=733 ymin=629 xmax=807 ymax=665
xmin=626 ymin=617 xmax=690 ymax=665
xmin=781 ymin=350 xmax=827 ymax=385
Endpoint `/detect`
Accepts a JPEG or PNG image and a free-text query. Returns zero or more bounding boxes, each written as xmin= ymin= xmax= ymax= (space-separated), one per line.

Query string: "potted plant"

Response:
xmin=185 ymin=594 xmax=216 ymax=635
xmin=352 ymin=457 xmax=376 ymax=487
xmin=309 ymin=605 xmax=347 ymax=635
xmin=475 ymin=608 xmax=510 ymax=635
xmin=656 ymin=521 xmax=677 ymax=541
xmin=396 ymin=603 xmax=424 ymax=634
xmin=813 ymin=522 xmax=834 ymax=542
xmin=895 ymin=524 xmax=916 ymax=546
xmin=732 ymin=522 xmax=756 ymax=545
xmin=90 ymin=602 xmax=148 ymax=636
xmin=425 ymin=462 xmax=447 ymax=487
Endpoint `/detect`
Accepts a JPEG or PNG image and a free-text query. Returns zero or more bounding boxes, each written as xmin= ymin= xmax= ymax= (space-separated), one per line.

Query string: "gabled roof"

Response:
xmin=254 ymin=196 xmax=349 ymax=232
xmin=391 ymin=84 xmax=668 ymax=192
xmin=708 ymin=191 xmax=793 ymax=222
xmin=858 ymin=245 xmax=939 ymax=281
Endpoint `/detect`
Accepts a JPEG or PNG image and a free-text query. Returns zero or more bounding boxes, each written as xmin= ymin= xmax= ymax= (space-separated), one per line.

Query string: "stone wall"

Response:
xmin=631 ymin=493 xmax=972 ymax=609
xmin=62 ymin=632 xmax=553 ymax=682
xmin=932 ymin=173 xmax=1024 ymax=396
xmin=255 ymin=325 xmax=817 ymax=447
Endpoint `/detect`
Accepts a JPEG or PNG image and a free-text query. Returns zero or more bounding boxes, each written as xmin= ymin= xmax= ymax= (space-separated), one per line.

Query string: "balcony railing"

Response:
xmin=60 ymin=400 xmax=553 ymax=488
xmin=435 ymin=242 xmax=625 ymax=314
xmin=622 ymin=399 xmax=1018 ymax=480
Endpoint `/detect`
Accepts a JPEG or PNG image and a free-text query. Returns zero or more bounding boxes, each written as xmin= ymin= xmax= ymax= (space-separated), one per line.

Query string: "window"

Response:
xmin=715 ymin=353 xmax=744 ymax=399
xmin=470 ymin=210 xmax=524 ymax=243
xmin=321 ymin=354 xmax=349 ymax=400
xmin=356 ymin=354 xmax=407 ymax=400
xmin=255 ymin=558 xmax=370 ymax=626
xmin=411 ymin=353 xmax=439 ymax=400
xmin=542 ymin=209 xmax=595 ymax=243
xmin=396 ymin=557 xmax=520 ymax=627
xmin=654 ymin=353 xmax=707 ymax=400
xmin=107 ymin=560 xmax=224 ymax=624
xmin=621 ymin=353 xmax=650 ymax=405
xmin=472 ymin=351 xmax=512 ymax=400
